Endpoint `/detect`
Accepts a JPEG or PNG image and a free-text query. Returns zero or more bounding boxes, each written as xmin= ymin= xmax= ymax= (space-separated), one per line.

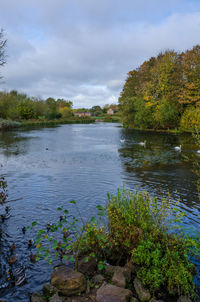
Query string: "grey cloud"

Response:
xmin=0 ymin=0 xmax=200 ymax=107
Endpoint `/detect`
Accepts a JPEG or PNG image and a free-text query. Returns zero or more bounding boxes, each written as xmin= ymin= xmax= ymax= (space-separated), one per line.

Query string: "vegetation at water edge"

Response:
xmin=30 ymin=188 xmax=200 ymax=299
xmin=119 ymin=45 xmax=200 ymax=132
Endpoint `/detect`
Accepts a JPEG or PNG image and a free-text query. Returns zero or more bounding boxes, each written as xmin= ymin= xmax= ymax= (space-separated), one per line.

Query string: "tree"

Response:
xmin=0 ymin=29 xmax=7 ymax=80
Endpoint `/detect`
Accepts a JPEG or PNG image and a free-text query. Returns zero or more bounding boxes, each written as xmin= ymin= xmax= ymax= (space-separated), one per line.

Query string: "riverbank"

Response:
xmin=95 ymin=115 xmax=121 ymax=123
xmin=29 ymin=188 xmax=200 ymax=302
xmin=122 ymin=124 xmax=194 ymax=134
xmin=0 ymin=117 xmax=95 ymax=131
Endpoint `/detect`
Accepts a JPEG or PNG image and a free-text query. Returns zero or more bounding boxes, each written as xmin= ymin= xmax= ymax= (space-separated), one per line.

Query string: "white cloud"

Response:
xmin=0 ymin=0 xmax=200 ymax=107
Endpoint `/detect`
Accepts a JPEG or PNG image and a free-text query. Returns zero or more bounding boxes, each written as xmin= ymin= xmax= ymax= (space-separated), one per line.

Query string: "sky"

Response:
xmin=0 ymin=0 xmax=200 ymax=108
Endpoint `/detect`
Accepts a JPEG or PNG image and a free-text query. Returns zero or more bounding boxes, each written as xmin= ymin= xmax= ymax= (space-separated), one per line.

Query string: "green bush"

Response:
xmin=30 ymin=188 xmax=200 ymax=297
xmin=153 ymin=99 xmax=180 ymax=129
xmin=180 ymin=106 xmax=200 ymax=132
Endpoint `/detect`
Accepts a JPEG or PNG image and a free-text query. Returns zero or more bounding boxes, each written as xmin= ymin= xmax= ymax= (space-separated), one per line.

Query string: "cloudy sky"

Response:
xmin=0 ymin=0 xmax=200 ymax=108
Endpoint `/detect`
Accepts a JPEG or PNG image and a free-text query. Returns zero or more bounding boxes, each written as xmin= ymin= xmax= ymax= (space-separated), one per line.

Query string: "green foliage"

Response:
xmin=180 ymin=106 xmax=200 ymax=132
xmin=133 ymin=234 xmax=195 ymax=295
xmin=0 ymin=90 xmax=74 ymax=122
xmin=17 ymin=102 xmax=35 ymax=120
xmin=29 ymin=188 xmax=200 ymax=297
xmin=154 ymin=99 xmax=180 ymax=129
xmin=119 ymin=45 xmax=200 ymax=131
xmin=0 ymin=119 xmax=20 ymax=130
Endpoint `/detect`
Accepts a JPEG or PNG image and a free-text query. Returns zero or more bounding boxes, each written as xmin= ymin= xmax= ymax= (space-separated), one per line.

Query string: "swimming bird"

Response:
xmin=12 ymin=266 xmax=26 ymax=286
xmin=30 ymin=253 xmax=37 ymax=263
xmin=120 ymin=139 xmax=125 ymax=143
xmin=9 ymin=243 xmax=16 ymax=252
xmin=22 ymin=227 xmax=26 ymax=234
xmin=8 ymin=255 xmax=17 ymax=266
xmin=139 ymin=140 xmax=146 ymax=147
xmin=28 ymin=239 xmax=33 ymax=248
xmin=174 ymin=145 xmax=181 ymax=151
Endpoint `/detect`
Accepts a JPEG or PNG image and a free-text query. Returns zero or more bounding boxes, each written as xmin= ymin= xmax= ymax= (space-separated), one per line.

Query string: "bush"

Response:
xmin=153 ymin=99 xmax=180 ymax=129
xmin=180 ymin=106 xmax=200 ymax=132
xmin=30 ymin=188 xmax=200 ymax=297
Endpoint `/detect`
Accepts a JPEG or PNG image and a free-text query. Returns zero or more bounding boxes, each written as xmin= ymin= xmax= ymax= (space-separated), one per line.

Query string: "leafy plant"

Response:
xmin=29 ymin=188 xmax=200 ymax=297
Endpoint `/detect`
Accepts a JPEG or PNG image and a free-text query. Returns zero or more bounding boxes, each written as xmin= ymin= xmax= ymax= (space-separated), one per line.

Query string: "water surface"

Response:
xmin=0 ymin=123 xmax=199 ymax=301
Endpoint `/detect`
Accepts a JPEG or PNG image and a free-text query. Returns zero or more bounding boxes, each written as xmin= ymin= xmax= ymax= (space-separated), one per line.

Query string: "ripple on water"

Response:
xmin=0 ymin=124 xmax=199 ymax=301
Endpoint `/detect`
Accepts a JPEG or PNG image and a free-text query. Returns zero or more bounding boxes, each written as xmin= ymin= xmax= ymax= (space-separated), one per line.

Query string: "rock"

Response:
xmin=49 ymin=293 xmax=63 ymax=302
xmin=130 ymin=298 xmax=139 ymax=302
xmin=91 ymin=274 xmax=105 ymax=285
xmin=31 ymin=292 xmax=45 ymax=302
xmin=106 ymin=265 xmax=131 ymax=281
xmin=125 ymin=261 xmax=134 ymax=272
xmin=112 ymin=270 xmax=126 ymax=288
xmin=51 ymin=265 xmax=86 ymax=296
xmin=177 ymin=296 xmax=192 ymax=302
xmin=96 ymin=284 xmax=133 ymax=302
xmin=105 ymin=265 xmax=117 ymax=276
xmin=42 ymin=283 xmax=57 ymax=297
xmin=134 ymin=278 xmax=151 ymax=302
xmin=78 ymin=256 xmax=97 ymax=276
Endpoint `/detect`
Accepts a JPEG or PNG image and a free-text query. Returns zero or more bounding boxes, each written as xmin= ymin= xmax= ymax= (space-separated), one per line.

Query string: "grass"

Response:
xmin=0 ymin=119 xmax=21 ymax=130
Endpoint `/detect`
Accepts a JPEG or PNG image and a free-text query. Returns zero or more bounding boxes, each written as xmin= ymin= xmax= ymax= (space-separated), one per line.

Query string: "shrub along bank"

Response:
xmin=30 ymin=188 xmax=200 ymax=301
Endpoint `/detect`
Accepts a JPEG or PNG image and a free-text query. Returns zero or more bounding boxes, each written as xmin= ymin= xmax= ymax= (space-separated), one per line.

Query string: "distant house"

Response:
xmin=107 ymin=108 xmax=114 ymax=115
xmin=74 ymin=112 xmax=92 ymax=117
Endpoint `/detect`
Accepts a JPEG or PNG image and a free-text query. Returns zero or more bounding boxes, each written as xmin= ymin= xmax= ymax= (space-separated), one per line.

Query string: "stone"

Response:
xmin=49 ymin=293 xmax=63 ymax=302
xmin=112 ymin=270 xmax=126 ymax=288
xmin=106 ymin=265 xmax=131 ymax=282
xmin=42 ymin=283 xmax=57 ymax=297
xmin=105 ymin=265 xmax=117 ymax=276
xmin=91 ymin=274 xmax=105 ymax=285
xmin=130 ymin=298 xmax=139 ymax=302
xmin=78 ymin=256 xmax=97 ymax=277
xmin=31 ymin=292 xmax=45 ymax=302
xmin=177 ymin=296 xmax=192 ymax=302
xmin=51 ymin=265 xmax=86 ymax=296
xmin=96 ymin=284 xmax=133 ymax=302
xmin=134 ymin=278 xmax=151 ymax=302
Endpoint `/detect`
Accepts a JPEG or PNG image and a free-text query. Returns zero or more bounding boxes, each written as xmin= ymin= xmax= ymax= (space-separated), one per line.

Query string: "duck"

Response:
xmin=8 ymin=255 xmax=17 ymax=266
xmin=28 ymin=239 xmax=33 ymax=248
xmin=139 ymin=140 xmax=146 ymax=147
xmin=174 ymin=145 xmax=181 ymax=151
xmin=9 ymin=243 xmax=16 ymax=252
xmin=22 ymin=227 xmax=26 ymax=234
xmin=30 ymin=253 xmax=37 ymax=263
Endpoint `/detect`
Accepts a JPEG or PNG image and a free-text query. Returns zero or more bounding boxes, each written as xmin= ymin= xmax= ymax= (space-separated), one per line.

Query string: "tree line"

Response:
xmin=119 ymin=45 xmax=200 ymax=131
xmin=0 ymin=90 xmax=73 ymax=120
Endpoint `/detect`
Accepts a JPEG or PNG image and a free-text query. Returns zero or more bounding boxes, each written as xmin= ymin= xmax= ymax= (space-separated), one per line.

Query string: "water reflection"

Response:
xmin=0 ymin=124 xmax=199 ymax=301
xmin=118 ymin=129 xmax=200 ymax=213
xmin=0 ymin=131 xmax=30 ymax=157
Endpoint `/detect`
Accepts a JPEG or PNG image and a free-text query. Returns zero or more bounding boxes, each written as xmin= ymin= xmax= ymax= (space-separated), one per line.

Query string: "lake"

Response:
xmin=0 ymin=123 xmax=199 ymax=301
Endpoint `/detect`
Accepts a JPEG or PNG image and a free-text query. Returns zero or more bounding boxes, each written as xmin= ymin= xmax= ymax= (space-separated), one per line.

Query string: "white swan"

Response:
xmin=139 ymin=140 xmax=146 ymax=147
xmin=120 ymin=139 xmax=125 ymax=143
xmin=174 ymin=145 xmax=181 ymax=151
